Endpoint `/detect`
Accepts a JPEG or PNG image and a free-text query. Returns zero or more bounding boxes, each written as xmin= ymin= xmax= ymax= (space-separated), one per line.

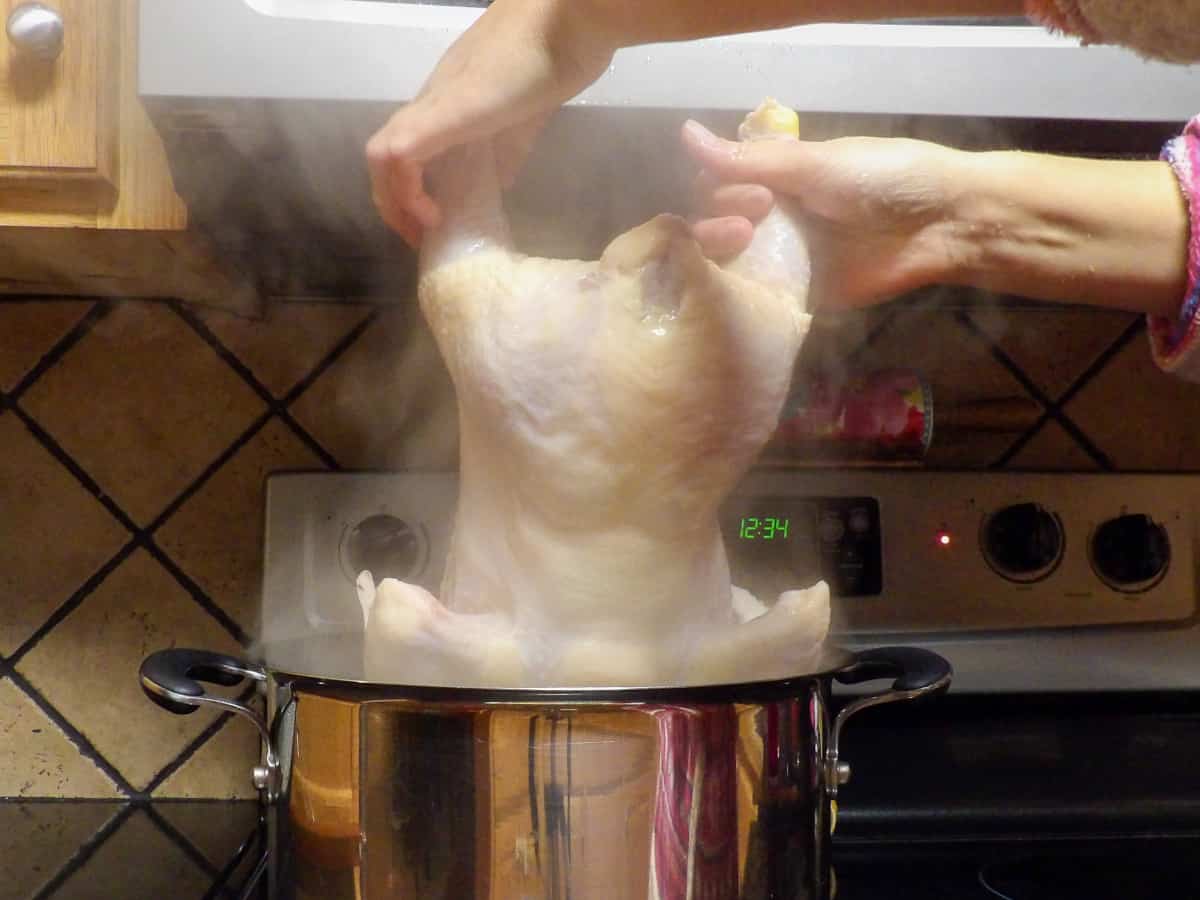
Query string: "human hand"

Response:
xmin=682 ymin=120 xmax=967 ymax=310
xmin=366 ymin=0 xmax=618 ymax=247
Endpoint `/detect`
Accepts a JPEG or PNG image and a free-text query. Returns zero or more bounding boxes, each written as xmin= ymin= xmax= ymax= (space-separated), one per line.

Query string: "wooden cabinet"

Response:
xmin=1 ymin=0 xmax=119 ymax=195
xmin=0 ymin=0 xmax=252 ymax=311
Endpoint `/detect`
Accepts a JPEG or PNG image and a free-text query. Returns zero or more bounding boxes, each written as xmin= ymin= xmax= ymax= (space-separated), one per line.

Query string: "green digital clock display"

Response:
xmin=739 ymin=516 xmax=791 ymax=540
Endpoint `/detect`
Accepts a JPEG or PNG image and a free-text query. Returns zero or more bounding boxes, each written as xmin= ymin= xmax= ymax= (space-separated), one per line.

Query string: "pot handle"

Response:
xmin=825 ymin=646 xmax=952 ymax=797
xmin=834 ymin=646 xmax=951 ymax=693
xmin=140 ymin=649 xmax=263 ymax=714
xmin=139 ymin=648 xmax=280 ymax=801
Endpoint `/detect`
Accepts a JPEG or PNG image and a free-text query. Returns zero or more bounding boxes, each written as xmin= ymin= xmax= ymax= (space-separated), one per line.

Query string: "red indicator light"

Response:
xmin=937 ymin=532 xmax=952 ymax=547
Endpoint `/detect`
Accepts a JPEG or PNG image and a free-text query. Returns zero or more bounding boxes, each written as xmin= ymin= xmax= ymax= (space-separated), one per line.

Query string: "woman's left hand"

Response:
xmin=683 ymin=120 xmax=968 ymax=311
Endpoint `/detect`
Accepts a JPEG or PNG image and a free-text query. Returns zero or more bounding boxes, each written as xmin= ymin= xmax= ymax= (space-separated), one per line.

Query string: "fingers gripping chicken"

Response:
xmin=359 ymin=101 xmax=830 ymax=687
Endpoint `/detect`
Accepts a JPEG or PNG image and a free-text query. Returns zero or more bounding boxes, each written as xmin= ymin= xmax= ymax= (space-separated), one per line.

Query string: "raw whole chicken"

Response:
xmin=359 ymin=100 xmax=830 ymax=688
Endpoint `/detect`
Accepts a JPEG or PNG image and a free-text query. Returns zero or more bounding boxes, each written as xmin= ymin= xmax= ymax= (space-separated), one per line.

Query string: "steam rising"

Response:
xmin=214 ymin=99 xmax=1162 ymax=684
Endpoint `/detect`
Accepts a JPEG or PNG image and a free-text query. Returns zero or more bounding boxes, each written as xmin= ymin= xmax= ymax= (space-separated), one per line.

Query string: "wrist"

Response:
xmin=945 ymin=150 xmax=1189 ymax=317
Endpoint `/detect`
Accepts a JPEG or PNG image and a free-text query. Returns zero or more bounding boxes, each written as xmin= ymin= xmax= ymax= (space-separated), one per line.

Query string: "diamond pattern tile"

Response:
xmin=21 ymin=301 xmax=265 ymax=524
xmin=0 ymin=301 xmax=94 ymax=392
xmin=1065 ymin=334 xmax=1200 ymax=471
xmin=156 ymin=801 xmax=259 ymax=871
xmin=0 ymin=802 xmax=118 ymax=898
xmin=155 ymin=718 xmax=261 ymax=800
xmin=16 ymin=550 xmax=244 ymax=791
xmin=0 ymin=680 xmax=120 ymax=798
xmin=198 ymin=300 xmax=373 ymax=396
xmin=50 ymin=808 xmax=212 ymax=900
xmin=854 ymin=301 xmax=1042 ymax=467
xmin=795 ymin=308 xmax=892 ymax=379
xmin=290 ymin=306 xmax=459 ymax=470
xmin=967 ymin=305 xmax=1138 ymax=400
xmin=0 ymin=412 xmax=128 ymax=654
xmin=156 ymin=418 xmax=326 ymax=637
xmin=1005 ymin=420 xmax=1103 ymax=471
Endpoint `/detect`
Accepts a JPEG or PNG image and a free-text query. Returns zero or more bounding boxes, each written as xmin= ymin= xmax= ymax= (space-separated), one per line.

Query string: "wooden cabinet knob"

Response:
xmin=7 ymin=2 xmax=64 ymax=61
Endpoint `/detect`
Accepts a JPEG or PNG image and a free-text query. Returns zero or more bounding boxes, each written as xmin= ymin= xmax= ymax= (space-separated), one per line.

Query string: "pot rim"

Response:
xmin=258 ymin=638 xmax=857 ymax=704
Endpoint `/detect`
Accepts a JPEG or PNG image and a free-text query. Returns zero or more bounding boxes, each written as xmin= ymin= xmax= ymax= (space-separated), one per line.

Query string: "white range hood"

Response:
xmin=141 ymin=0 xmax=1200 ymax=121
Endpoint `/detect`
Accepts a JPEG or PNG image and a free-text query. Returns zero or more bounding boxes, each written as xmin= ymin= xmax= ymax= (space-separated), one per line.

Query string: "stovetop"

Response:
xmin=836 ymin=834 xmax=1200 ymax=900
xmin=834 ymin=691 xmax=1200 ymax=898
xmin=8 ymin=801 xmax=1196 ymax=899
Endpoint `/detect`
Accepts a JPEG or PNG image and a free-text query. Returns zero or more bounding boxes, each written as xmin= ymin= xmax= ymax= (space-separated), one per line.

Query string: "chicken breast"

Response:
xmin=360 ymin=100 xmax=830 ymax=687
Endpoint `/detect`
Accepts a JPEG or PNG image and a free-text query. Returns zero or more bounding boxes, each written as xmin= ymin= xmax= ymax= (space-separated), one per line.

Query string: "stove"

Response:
xmin=205 ymin=470 xmax=1200 ymax=898
xmin=832 ymin=690 xmax=1200 ymax=899
xmin=263 ymin=470 xmax=1200 ymax=693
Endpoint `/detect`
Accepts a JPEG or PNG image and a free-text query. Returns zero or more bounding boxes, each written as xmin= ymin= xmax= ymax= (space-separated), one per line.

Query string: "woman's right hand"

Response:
xmin=682 ymin=121 xmax=970 ymax=311
xmin=366 ymin=0 xmax=619 ymax=246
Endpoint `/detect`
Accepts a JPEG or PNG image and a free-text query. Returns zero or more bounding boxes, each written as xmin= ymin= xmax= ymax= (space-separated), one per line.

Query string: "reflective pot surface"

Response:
xmin=140 ymin=647 xmax=951 ymax=900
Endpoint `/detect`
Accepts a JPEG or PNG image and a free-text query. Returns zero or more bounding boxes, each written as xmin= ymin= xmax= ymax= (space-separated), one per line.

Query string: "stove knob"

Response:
xmin=344 ymin=514 xmax=423 ymax=585
xmin=1090 ymin=514 xmax=1170 ymax=592
xmin=982 ymin=503 xmax=1064 ymax=582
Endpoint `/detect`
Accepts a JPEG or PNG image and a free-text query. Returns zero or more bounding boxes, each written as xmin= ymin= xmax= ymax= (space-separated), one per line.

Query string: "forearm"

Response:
xmin=576 ymin=0 xmax=1024 ymax=47
xmin=946 ymin=151 xmax=1189 ymax=317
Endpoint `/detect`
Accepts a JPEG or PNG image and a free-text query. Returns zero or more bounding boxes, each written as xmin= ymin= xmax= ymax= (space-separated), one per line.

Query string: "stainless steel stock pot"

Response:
xmin=140 ymin=640 xmax=951 ymax=900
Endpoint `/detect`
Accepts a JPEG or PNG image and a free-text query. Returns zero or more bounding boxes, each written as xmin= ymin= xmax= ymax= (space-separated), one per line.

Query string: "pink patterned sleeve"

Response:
xmin=1148 ymin=117 xmax=1200 ymax=382
xmin=1025 ymin=2 xmax=1200 ymax=380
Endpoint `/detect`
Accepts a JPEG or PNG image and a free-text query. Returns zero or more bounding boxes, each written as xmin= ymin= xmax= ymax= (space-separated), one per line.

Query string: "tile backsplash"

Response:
xmin=0 ymin=291 xmax=1194 ymax=807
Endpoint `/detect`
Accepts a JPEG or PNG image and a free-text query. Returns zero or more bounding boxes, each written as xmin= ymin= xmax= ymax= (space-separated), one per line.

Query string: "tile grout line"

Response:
xmin=11 ymin=377 xmax=258 ymax=657
xmin=30 ymin=802 xmax=137 ymax=900
xmin=8 ymin=400 xmax=252 ymax=780
xmin=1022 ymin=318 xmax=1148 ymax=467
xmin=954 ymin=310 xmax=1115 ymax=471
xmin=992 ymin=317 xmax=1145 ymax=469
xmin=951 ymin=309 xmax=1063 ymax=469
xmin=273 ymin=305 xmax=385 ymax=470
xmin=952 ymin=310 xmax=1057 ymax=409
xmin=9 ymin=300 xmax=110 ymax=402
xmin=147 ymin=546 xmax=251 ymax=647
xmin=204 ymin=819 xmax=266 ymax=900
xmin=142 ymin=683 xmax=259 ymax=797
xmin=7 ymin=402 xmax=141 ymax=534
xmin=278 ymin=407 xmax=341 ymax=470
xmin=145 ymin=803 xmax=224 ymax=879
xmin=280 ymin=304 xmax=382 ymax=408
xmin=144 ymin=409 xmax=276 ymax=534
xmin=165 ymin=300 xmax=280 ymax=409
xmin=4 ymin=667 xmax=139 ymax=798
xmin=169 ymin=297 xmax=385 ymax=472
xmin=844 ymin=305 xmax=900 ymax=369
xmin=991 ymin=410 xmax=1053 ymax=470
xmin=7 ymin=297 xmax=375 ymax=810
xmin=7 ymin=541 xmax=139 ymax=667
xmin=1052 ymin=316 xmax=1147 ymax=412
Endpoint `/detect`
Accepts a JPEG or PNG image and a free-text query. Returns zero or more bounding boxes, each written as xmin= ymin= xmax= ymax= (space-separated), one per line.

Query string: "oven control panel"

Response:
xmin=731 ymin=470 xmax=1198 ymax=635
xmin=262 ymin=471 xmax=1199 ymax=638
xmin=717 ymin=495 xmax=883 ymax=600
